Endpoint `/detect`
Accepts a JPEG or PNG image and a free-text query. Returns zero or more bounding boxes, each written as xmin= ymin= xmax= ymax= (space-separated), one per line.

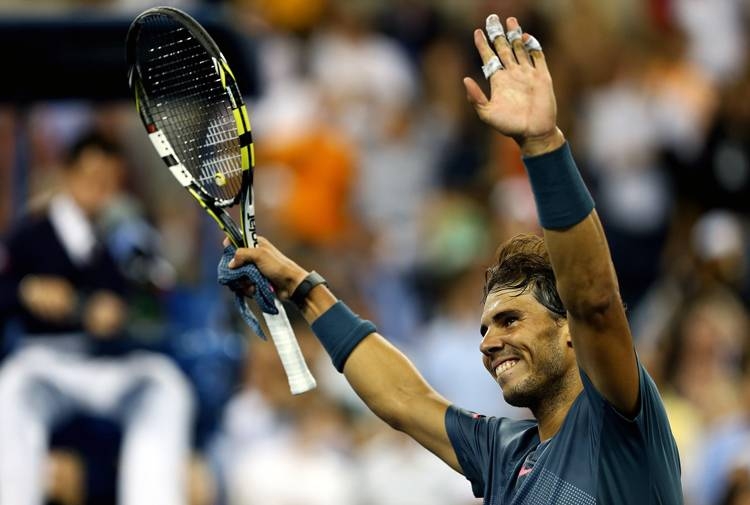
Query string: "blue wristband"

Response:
xmin=311 ymin=301 xmax=377 ymax=373
xmin=522 ymin=142 xmax=595 ymax=230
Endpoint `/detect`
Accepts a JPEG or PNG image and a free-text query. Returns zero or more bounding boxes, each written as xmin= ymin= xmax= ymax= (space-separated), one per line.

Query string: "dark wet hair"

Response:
xmin=483 ymin=234 xmax=566 ymax=319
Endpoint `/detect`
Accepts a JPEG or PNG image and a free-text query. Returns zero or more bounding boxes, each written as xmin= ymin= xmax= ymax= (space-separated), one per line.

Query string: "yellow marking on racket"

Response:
xmin=219 ymin=66 xmax=227 ymax=89
xmin=188 ymin=188 xmax=207 ymax=208
xmin=232 ymin=108 xmax=246 ymax=134
xmin=231 ymin=106 xmax=251 ymax=169
xmin=237 ymin=105 xmax=253 ymax=169
xmin=239 ymin=145 xmax=249 ymax=170
xmin=240 ymin=105 xmax=251 ymax=130
xmin=214 ymin=172 xmax=227 ymax=186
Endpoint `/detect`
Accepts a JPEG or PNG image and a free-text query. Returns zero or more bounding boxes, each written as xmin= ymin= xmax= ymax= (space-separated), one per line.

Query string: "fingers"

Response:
xmin=228 ymin=236 xmax=276 ymax=268
xmin=229 ymin=245 xmax=260 ymax=268
xmin=463 ymin=77 xmax=489 ymax=108
xmin=505 ymin=17 xmax=529 ymax=67
xmin=473 ymin=28 xmax=497 ymax=66
xmin=485 ymin=14 xmax=513 ymax=68
xmin=478 ymin=15 xmax=544 ymax=71
xmin=522 ymin=33 xmax=546 ymax=70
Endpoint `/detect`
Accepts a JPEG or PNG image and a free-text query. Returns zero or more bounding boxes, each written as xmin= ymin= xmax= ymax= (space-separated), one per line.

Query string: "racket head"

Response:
xmin=126 ymin=7 xmax=255 ymax=211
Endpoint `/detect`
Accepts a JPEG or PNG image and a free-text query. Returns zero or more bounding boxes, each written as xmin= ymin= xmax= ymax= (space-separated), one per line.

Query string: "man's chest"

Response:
xmin=485 ymin=439 xmax=597 ymax=505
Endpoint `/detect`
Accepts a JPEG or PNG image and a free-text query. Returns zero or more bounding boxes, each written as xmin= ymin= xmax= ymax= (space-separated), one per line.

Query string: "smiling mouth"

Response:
xmin=494 ymin=359 xmax=520 ymax=378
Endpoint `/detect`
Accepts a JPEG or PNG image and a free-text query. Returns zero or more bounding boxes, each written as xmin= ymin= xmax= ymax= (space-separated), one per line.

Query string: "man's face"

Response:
xmin=66 ymin=147 xmax=124 ymax=217
xmin=480 ymin=288 xmax=573 ymax=409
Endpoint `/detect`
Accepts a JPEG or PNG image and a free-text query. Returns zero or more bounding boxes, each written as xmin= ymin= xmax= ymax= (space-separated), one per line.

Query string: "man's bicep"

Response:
xmin=569 ymin=302 xmax=640 ymax=417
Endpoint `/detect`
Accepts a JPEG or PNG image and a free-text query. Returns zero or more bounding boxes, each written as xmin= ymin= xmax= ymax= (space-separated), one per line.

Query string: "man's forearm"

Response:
xmin=298 ymin=284 xmax=439 ymax=427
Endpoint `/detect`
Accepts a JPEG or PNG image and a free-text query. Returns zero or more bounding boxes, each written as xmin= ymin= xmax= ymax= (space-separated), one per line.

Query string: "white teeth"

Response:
xmin=495 ymin=359 xmax=519 ymax=377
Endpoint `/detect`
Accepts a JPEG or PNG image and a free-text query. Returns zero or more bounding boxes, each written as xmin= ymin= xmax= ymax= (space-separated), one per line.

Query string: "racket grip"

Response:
xmin=261 ymin=299 xmax=317 ymax=394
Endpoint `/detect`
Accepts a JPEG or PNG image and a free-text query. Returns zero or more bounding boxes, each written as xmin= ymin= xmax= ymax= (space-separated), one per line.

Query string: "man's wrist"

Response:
xmin=285 ymin=270 xmax=336 ymax=321
xmin=311 ymin=301 xmax=377 ymax=373
xmin=518 ymin=127 xmax=566 ymax=157
xmin=289 ymin=271 xmax=327 ymax=309
xmin=299 ymin=285 xmax=337 ymax=323
xmin=521 ymin=141 xmax=595 ymax=230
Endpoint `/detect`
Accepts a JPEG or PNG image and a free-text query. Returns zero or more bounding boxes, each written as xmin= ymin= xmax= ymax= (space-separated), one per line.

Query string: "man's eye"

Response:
xmin=504 ymin=317 xmax=518 ymax=327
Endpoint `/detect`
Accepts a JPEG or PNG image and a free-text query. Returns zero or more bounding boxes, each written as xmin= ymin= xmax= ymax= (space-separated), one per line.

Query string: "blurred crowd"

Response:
xmin=0 ymin=0 xmax=749 ymax=504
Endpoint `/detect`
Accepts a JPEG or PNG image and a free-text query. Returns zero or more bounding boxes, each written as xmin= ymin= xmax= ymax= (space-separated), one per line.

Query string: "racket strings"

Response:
xmin=139 ymin=18 xmax=243 ymax=203
xmin=200 ymin=120 xmax=244 ymax=182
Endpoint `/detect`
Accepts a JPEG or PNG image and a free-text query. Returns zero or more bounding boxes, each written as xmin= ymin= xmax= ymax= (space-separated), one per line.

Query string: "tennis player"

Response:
xmin=231 ymin=14 xmax=682 ymax=504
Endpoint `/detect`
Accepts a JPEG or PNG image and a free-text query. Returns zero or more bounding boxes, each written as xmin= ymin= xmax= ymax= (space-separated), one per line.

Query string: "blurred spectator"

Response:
xmin=226 ymin=399 xmax=358 ymax=505
xmin=719 ymin=468 xmax=750 ymax=505
xmin=670 ymin=0 xmax=748 ymax=84
xmin=0 ymin=131 xmax=194 ymax=505
xmin=576 ymin=27 xmax=711 ymax=308
xmin=254 ymin=124 xmax=357 ymax=247
xmin=650 ymin=289 xmax=749 ymax=501
xmin=662 ymin=58 xmax=750 ymax=216
xmin=219 ymin=323 xmax=359 ymax=505
xmin=633 ymin=210 xmax=747 ymax=357
xmin=356 ymin=419 xmax=479 ymax=505
xmin=683 ymin=350 xmax=750 ymax=505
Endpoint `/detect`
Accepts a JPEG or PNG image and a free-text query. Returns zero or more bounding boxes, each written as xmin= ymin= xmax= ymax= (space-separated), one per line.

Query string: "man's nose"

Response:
xmin=480 ymin=331 xmax=505 ymax=357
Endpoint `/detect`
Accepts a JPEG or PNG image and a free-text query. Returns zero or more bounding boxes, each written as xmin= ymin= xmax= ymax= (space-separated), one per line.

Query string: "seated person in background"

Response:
xmin=0 ymin=131 xmax=194 ymax=505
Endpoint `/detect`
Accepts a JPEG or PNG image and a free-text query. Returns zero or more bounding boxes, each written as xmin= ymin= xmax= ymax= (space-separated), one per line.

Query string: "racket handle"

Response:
xmin=261 ymin=299 xmax=317 ymax=394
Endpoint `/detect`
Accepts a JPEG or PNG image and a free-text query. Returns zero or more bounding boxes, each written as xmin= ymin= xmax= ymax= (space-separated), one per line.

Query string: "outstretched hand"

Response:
xmin=464 ymin=15 xmax=564 ymax=156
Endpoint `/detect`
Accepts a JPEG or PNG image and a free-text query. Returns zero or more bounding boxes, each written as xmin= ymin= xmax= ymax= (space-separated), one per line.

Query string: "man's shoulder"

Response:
xmin=447 ymin=404 xmax=538 ymax=426
xmin=444 ymin=405 xmax=540 ymax=499
xmin=446 ymin=405 xmax=538 ymax=451
xmin=4 ymin=209 xmax=53 ymax=241
xmin=577 ymin=358 xmax=671 ymax=427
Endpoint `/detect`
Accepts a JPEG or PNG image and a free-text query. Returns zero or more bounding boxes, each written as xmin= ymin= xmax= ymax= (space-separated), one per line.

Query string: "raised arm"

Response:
xmin=230 ymin=239 xmax=461 ymax=471
xmin=465 ymin=15 xmax=639 ymax=415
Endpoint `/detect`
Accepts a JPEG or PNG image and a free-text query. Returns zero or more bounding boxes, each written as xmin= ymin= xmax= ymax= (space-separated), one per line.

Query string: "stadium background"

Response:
xmin=0 ymin=0 xmax=748 ymax=503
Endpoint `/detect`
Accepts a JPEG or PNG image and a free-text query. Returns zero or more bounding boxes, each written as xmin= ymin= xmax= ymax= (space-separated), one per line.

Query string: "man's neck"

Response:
xmin=533 ymin=370 xmax=583 ymax=441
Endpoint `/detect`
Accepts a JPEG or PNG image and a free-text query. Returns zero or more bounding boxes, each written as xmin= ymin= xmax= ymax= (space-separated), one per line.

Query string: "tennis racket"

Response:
xmin=126 ymin=6 xmax=316 ymax=395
